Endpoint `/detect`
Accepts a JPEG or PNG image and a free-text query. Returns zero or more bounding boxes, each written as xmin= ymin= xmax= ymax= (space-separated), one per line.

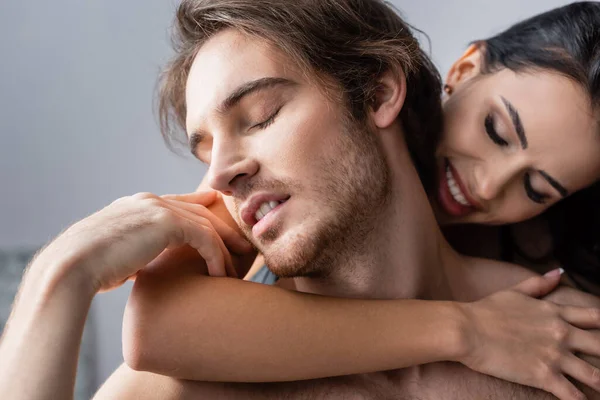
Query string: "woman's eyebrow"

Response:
xmin=501 ymin=96 xmax=527 ymax=149
xmin=539 ymin=170 xmax=569 ymax=198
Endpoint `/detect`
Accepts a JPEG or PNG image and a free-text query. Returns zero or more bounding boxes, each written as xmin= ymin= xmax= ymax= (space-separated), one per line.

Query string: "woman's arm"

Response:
xmin=124 ymin=176 xmax=466 ymax=380
xmin=124 ymin=253 xmax=600 ymax=396
xmin=123 ymin=258 xmax=466 ymax=382
xmin=122 ymin=180 xmax=600 ymax=397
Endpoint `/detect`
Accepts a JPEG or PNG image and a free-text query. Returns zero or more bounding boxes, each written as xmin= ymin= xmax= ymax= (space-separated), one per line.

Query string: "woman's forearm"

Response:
xmin=125 ymin=180 xmax=468 ymax=382
xmin=124 ymin=260 xmax=468 ymax=382
xmin=0 ymin=255 xmax=95 ymax=400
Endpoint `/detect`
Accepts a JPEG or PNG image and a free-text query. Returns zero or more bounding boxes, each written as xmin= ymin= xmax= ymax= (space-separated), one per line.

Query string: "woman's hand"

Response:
xmin=38 ymin=191 xmax=252 ymax=293
xmin=459 ymin=269 xmax=600 ymax=400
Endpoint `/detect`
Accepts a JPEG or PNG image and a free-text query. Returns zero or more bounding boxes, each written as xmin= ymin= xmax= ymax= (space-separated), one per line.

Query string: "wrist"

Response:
xmin=29 ymin=249 xmax=98 ymax=303
xmin=442 ymin=302 xmax=473 ymax=364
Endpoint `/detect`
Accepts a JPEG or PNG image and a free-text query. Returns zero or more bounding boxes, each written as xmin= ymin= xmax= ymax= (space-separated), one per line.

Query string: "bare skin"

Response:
xmin=94 ymin=30 xmax=600 ymax=400
xmin=2 ymin=15 xmax=600 ymax=400
xmin=95 ymin=250 xmax=600 ymax=400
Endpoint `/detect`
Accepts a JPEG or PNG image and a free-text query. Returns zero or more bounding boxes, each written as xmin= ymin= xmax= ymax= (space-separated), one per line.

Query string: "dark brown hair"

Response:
xmin=158 ymin=0 xmax=443 ymax=187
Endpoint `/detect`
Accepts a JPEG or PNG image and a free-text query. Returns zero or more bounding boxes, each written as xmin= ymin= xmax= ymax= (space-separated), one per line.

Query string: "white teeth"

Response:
xmin=254 ymin=201 xmax=281 ymax=222
xmin=255 ymin=210 xmax=265 ymax=221
xmin=260 ymin=203 xmax=272 ymax=216
xmin=446 ymin=166 xmax=471 ymax=207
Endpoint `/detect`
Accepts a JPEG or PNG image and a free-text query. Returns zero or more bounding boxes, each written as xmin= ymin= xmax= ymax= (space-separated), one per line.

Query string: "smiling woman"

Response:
xmin=437 ymin=52 xmax=599 ymax=225
xmin=437 ymin=67 xmax=598 ymax=224
xmin=429 ymin=2 xmax=600 ymax=291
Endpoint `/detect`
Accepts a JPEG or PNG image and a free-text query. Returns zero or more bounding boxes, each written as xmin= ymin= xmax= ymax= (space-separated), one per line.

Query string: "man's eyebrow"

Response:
xmin=539 ymin=170 xmax=569 ymax=198
xmin=188 ymin=77 xmax=296 ymax=156
xmin=217 ymin=77 xmax=296 ymax=115
xmin=501 ymin=96 xmax=527 ymax=149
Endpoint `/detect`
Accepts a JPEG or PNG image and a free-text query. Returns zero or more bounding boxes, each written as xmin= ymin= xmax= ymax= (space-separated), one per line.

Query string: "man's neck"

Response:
xmin=294 ymin=128 xmax=460 ymax=301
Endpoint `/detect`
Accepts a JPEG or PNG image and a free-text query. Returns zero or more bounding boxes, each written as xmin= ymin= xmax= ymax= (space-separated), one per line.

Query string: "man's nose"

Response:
xmin=206 ymin=140 xmax=258 ymax=196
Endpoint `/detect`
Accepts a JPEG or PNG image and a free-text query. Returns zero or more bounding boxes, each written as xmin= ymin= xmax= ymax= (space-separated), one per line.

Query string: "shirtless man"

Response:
xmin=1 ymin=1 xmax=599 ymax=399
xmin=94 ymin=1 xmax=599 ymax=399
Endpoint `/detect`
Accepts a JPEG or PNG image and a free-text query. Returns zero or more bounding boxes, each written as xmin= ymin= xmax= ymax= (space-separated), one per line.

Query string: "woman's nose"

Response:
xmin=473 ymin=162 xmax=517 ymax=202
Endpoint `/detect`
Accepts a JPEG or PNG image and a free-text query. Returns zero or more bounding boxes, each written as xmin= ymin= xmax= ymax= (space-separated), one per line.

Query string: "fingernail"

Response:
xmin=544 ymin=268 xmax=565 ymax=278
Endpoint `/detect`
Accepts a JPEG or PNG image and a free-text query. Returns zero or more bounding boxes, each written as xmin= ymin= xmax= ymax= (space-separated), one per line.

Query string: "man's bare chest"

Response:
xmin=179 ymin=363 xmax=550 ymax=400
xmin=182 ymin=371 xmax=416 ymax=400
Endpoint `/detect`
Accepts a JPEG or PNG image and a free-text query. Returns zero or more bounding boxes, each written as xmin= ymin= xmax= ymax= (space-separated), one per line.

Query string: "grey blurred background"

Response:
xmin=0 ymin=0 xmax=575 ymax=394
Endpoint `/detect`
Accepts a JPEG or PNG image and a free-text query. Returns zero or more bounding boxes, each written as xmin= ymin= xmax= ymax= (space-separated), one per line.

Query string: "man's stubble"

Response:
xmin=258 ymin=119 xmax=394 ymax=278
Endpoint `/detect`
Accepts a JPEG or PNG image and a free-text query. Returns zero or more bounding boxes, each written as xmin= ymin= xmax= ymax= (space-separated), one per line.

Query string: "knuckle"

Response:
xmin=589 ymin=308 xmax=600 ymax=323
xmin=132 ymin=192 xmax=158 ymax=201
xmin=111 ymin=196 xmax=129 ymax=205
xmin=549 ymin=320 xmax=570 ymax=343
xmin=142 ymin=197 xmax=165 ymax=210
xmin=201 ymin=218 xmax=215 ymax=230
xmin=535 ymin=360 xmax=554 ymax=382
xmin=545 ymin=347 xmax=564 ymax=366
xmin=151 ymin=207 xmax=177 ymax=226
xmin=200 ymin=224 xmax=218 ymax=238
xmin=540 ymin=301 xmax=558 ymax=315
xmin=572 ymin=388 xmax=587 ymax=400
xmin=591 ymin=366 xmax=600 ymax=387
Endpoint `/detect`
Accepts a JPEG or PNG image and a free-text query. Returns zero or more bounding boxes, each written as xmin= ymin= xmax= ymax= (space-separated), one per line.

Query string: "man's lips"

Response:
xmin=240 ymin=192 xmax=290 ymax=227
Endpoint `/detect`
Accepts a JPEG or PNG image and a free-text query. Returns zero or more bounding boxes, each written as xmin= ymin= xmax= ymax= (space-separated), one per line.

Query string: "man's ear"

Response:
xmin=445 ymin=44 xmax=484 ymax=92
xmin=370 ymin=68 xmax=407 ymax=129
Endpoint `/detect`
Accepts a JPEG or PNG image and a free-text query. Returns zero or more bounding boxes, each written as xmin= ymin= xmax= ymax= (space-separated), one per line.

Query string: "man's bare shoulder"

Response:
xmin=461 ymin=255 xmax=599 ymax=305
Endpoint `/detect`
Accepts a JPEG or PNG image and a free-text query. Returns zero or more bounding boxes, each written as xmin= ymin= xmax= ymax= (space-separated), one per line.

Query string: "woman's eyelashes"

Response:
xmin=485 ymin=114 xmax=509 ymax=147
xmin=252 ymin=106 xmax=283 ymax=130
xmin=524 ymin=172 xmax=550 ymax=204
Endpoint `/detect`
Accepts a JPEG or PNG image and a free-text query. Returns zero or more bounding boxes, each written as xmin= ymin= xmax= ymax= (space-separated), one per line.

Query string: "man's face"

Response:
xmin=185 ymin=29 xmax=391 ymax=277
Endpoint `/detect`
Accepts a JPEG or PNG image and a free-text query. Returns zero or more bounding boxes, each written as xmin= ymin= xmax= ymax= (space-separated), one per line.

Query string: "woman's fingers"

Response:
xmin=510 ymin=269 xmax=563 ymax=298
xmin=545 ymin=373 xmax=587 ymax=400
xmin=561 ymin=306 xmax=600 ymax=330
xmin=163 ymin=198 xmax=252 ymax=255
xmin=561 ymin=354 xmax=600 ymax=394
xmin=566 ymin=328 xmax=600 ymax=358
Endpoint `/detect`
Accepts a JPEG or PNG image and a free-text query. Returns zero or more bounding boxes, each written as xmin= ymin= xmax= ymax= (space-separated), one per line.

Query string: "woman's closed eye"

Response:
xmin=524 ymin=172 xmax=550 ymax=204
xmin=485 ymin=113 xmax=508 ymax=147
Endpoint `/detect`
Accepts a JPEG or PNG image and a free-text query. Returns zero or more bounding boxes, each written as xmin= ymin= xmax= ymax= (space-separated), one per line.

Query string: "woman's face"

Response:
xmin=435 ymin=46 xmax=600 ymax=225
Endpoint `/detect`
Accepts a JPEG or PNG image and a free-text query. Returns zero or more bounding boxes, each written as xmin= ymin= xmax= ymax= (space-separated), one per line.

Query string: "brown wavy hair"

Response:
xmin=158 ymin=0 xmax=443 ymax=188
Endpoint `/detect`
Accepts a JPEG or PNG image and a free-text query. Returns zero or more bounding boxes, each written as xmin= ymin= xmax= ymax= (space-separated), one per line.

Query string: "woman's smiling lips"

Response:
xmin=437 ymin=159 xmax=483 ymax=217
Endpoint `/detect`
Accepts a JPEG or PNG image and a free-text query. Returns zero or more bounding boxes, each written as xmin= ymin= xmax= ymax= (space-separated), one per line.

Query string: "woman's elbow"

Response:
xmin=121 ymin=277 xmax=164 ymax=372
